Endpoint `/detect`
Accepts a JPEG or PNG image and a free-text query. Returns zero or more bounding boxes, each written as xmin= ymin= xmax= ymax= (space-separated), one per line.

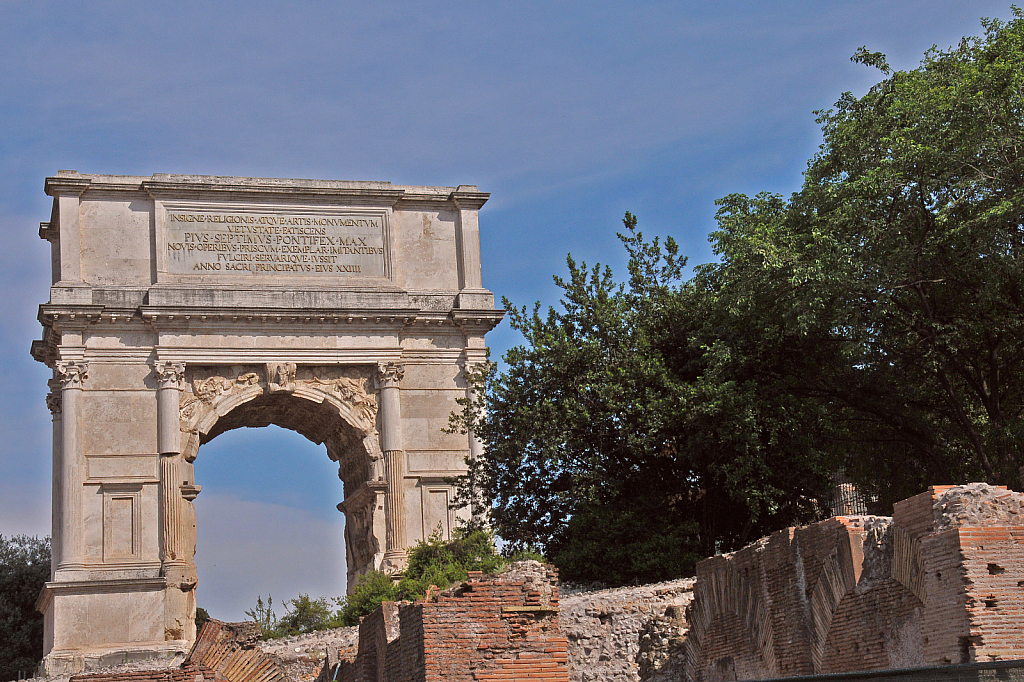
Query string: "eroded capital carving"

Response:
xmin=46 ymin=390 xmax=62 ymax=415
xmin=375 ymin=362 xmax=404 ymax=390
xmin=55 ymin=360 xmax=89 ymax=389
xmin=154 ymin=361 xmax=187 ymax=390
xmin=266 ymin=362 xmax=297 ymax=393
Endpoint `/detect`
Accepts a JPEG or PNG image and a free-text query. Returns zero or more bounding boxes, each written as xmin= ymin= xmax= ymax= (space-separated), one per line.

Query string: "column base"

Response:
xmin=39 ymin=642 xmax=188 ymax=677
xmin=380 ymin=550 xmax=408 ymax=573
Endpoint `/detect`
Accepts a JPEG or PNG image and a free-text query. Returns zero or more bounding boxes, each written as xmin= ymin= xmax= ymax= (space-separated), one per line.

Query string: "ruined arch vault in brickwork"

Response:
xmin=30 ymin=173 xmax=504 ymax=675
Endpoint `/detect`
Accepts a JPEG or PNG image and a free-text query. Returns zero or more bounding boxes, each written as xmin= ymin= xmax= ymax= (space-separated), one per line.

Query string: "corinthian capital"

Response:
xmin=46 ymin=390 xmax=62 ymax=415
xmin=55 ymin=361 xmax=89 ymax=389
xmin=154 ymin=361 xmax=187 ymax=390
xmin=375 ymin=362 xmax=405 ymax=390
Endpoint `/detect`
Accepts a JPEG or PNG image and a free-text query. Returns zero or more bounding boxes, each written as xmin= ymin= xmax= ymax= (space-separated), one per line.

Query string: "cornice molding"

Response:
xmin=43 ymin=174 xmax=488 ymax=210
xmin=450 ymin=186 xmax=490 ymax=210
xmin=43 ymin=176 xmax=91 ymax=197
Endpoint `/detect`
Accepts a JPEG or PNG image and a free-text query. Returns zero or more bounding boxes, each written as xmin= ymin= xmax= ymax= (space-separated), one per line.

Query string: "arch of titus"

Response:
xmin=29 ymin=172 xmax=503 ymax=673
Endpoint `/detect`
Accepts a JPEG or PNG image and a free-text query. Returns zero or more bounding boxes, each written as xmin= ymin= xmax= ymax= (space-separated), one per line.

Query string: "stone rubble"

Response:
xmin=255 ymin=626 xmax=359 ymax=682
xmin=559 ymin=578 xmax=694 ymax=682
xmin=934 ymin=482 xmax=1024 ymax=530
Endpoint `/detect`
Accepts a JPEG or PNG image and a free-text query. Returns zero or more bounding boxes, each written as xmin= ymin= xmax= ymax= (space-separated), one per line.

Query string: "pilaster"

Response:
xmin=46 ymin=379 xmax=63 ymax=580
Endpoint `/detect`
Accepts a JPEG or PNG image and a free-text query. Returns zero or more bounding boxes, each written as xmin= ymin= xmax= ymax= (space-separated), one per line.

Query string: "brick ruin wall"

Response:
xmin=335 ymin=560 xmax=570 ymax=681
xmin=681 ymin=483 xmax=1024 ymax=681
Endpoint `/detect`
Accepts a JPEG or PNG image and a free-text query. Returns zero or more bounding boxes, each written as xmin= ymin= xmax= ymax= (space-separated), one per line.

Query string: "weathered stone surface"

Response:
xmin=257 ymin=626 xmax=359 ymax=682
xmin=560 ymin=578 xmax=694 ymax=682
xmin=31 ymin=173 xmax=503 ymax=673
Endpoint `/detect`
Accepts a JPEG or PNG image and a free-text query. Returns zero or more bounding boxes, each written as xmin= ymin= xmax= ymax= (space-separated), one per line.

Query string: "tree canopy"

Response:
xmin=453 ymin=10 xmax=1024 ymax=584
xmin=0 ymin=535 xmax=50 ymax=681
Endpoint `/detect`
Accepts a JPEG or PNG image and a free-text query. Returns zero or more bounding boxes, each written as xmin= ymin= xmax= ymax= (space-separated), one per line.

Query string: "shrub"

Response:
xmin=247 ymin=528 xmax=508 ymax=633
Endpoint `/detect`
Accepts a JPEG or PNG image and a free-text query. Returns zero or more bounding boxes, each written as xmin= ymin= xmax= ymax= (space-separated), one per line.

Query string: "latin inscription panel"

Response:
xmin=164 ymin=209 xmax=386 ymax=278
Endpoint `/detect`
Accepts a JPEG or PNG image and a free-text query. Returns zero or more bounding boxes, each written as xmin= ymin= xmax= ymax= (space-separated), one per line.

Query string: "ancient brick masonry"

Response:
xmin=337 ymin=560 xmax=570 ymax=681
xmin=682 ymin=484 xmax=1024 ymax=681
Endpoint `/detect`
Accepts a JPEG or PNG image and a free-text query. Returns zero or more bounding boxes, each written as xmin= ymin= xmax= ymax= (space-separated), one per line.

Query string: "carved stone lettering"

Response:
xmin=164 ymin=209 xmax=386 ymax=278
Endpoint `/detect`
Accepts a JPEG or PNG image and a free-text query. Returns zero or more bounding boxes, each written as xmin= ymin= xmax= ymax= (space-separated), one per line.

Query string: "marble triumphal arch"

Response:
xmin=30 ymin=172 xmax=503 ymax=673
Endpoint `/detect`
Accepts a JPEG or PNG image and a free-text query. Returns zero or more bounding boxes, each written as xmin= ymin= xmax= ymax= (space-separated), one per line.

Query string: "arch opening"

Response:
xmin=193 ymin=424 xmax=347 ymax=620
xmin=175 ymin=364 xmax=388 ymax=609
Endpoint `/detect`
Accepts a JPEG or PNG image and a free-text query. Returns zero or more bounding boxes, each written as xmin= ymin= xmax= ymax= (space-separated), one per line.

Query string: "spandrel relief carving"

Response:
xmin=266 ymin=362 xmax=297 ymax=393
xmin=193 ymin=372 xmax=260 ymax=403
xmin=178 ymin=365 xmax=380 ymax=462
xmin=178 ymin=366 xmax=264 ymax=462
xmin=305 ymin=375 xmax=378 ymax=426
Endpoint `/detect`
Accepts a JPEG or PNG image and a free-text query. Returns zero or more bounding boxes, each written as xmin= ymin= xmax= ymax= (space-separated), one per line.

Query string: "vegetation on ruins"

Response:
xmin=245 ymin=528 xmax=508 ymax=637
xmin=0 ymin=535 xmax=50 ymax=681
xmin=450 ymin=10 xmax=1024 ymax=584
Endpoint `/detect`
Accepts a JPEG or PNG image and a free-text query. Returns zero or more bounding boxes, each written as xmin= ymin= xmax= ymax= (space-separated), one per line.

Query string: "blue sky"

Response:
xmin=0 ymin=1 xmax=1013 ymax=620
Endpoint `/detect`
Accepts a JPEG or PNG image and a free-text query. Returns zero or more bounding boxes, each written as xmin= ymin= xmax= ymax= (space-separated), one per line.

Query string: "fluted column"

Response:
xmin=376 ymin=361 xmax=406 ymax=570
xmin=46 ymin=379 xmax=62 ymax=580
xmin=462 ymin=362 xmax=487 ymax=526
xmin=155 ymin=361 xmax=188 ymax=566
xmin=55 ymin=360 xmax=87 ymax=574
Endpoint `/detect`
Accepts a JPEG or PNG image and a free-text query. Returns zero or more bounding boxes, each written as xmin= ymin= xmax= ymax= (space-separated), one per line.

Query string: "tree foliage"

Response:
xmin=452 ymin=10 xmax=1024 ymax=584
xmin=707 ymin=8 xmax=1024 ymax=505
xmin=0 ymin=535 xmax=50 ymax=681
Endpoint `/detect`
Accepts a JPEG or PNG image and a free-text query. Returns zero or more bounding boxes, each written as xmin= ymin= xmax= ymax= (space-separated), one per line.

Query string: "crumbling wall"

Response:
xmin=257 ymin=627 xmax=358 ymax=682
xmin=559 ymin=579 xmax=694 ymax=682
xmin=69 ymin=664 xmax=217 ymax=682
xmin=340 ymin=560 xmax=570 ymax=681
xmin=682 ymin=483 xmax=1024 ymax=681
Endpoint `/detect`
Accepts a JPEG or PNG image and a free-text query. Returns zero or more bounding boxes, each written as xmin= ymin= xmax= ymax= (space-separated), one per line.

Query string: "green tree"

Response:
xmin=276 ymin=595 xmax=345 ymax=636
xmin=453 ymin=10 xmax=1024 ymax=582
xmin=195 ymin=607 xmax=211 ymax=635
xmin=709 ymin=9 xmax=1024 ymax=505
xmin=0 ymin=535 xmax=50 ymax=681
xmin=451 ymin=218 xmax=831 ymax=583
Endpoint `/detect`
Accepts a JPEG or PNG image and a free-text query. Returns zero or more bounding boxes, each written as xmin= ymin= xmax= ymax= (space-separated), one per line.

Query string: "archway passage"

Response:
xmin=193 ymin=424 xmax=348 ymax=621
xmin=178 ymin=364 xmax=387 ymax=600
